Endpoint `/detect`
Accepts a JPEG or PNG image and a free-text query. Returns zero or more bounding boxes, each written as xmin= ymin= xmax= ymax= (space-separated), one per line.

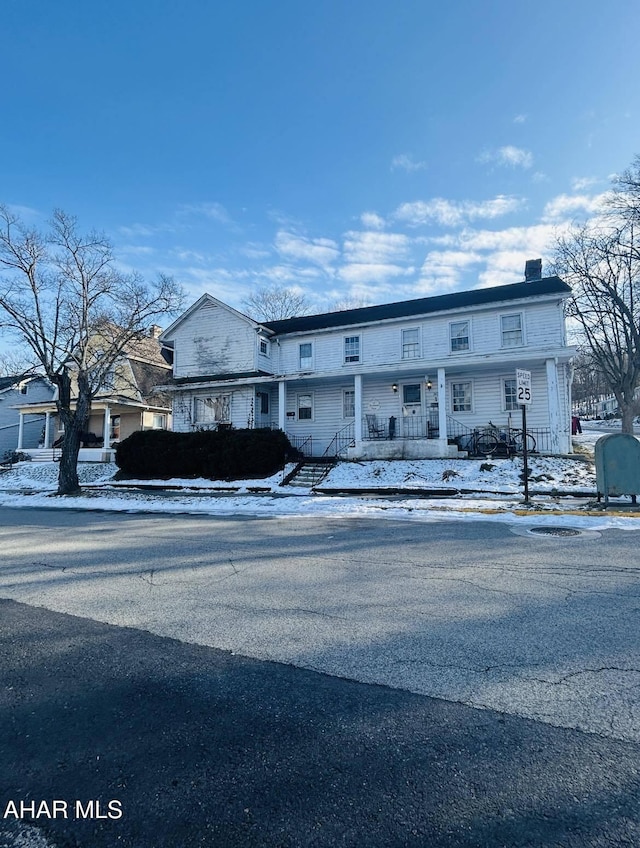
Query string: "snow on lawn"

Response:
xmin=0 ymin=428 xmax=638 ymax=531
xmin=322 ymin=455 xmax=596 ymax=494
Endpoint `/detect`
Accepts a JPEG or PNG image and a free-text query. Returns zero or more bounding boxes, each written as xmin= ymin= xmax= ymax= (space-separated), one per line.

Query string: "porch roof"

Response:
xmin=13 ymin=397 xmax=171 ymax=415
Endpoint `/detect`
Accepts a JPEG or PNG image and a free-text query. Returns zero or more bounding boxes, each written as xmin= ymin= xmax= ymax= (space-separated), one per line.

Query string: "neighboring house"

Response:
xmin=0 ymin=376 xmax=55 ymax=458
xmin=160 ymin=268 xmax=576 ymax=458
xmin=15 ymin=328 xmax=172 ymax=461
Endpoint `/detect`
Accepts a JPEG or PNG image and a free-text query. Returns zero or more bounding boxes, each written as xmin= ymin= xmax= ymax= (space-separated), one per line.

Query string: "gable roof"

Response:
xmin=160 ymin=293 xmax=262 ymax=339
xmin=263 ymin=276 xmax=571 ymax=335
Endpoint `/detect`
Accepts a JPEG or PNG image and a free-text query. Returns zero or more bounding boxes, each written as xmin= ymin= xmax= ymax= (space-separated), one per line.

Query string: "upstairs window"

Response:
xmin=344 ymin=335 xmax=360 ymax=363
xmin=501 ymin=313 xmax=523 ymax=347
xmin=402 ymin=328 xmax=420 ymax=359
xmin=450 ymin=320 xmax=470 ymax=352
xmin=258 ymin=338 xmax=269 ymax=356
xmin=299 ymin=342 xmax=313 ymax=369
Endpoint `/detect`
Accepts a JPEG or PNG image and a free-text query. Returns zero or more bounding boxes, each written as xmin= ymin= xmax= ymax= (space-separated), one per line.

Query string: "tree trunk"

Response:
xmin=56 ymin=370 xmax=91 ymax=496
xmin=621 ymin=404 xmax=636 ymax=435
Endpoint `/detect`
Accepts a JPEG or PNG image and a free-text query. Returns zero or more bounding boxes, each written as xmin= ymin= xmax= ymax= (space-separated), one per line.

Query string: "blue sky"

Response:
xmin=2 ymin=0 xmax=640 ymax=319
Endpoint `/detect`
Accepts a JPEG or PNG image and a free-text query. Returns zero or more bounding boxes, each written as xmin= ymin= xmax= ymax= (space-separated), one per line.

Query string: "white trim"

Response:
xmin=451 ymin=379 xmax=473 ymax=414
xmin=299 ymin=340 xmax=314 ymax=370
xmin=296 ymin=392 xmax=314 ymax=422
xmin=400 ymin=326 xmax=421 ymax=360
xmin=500 ymin=311 xmax=525 ymax=349
xmin=343 ymin=334 xmax=361 ymax=364
xmin=449 ymin=318 xmax=472 ymax=354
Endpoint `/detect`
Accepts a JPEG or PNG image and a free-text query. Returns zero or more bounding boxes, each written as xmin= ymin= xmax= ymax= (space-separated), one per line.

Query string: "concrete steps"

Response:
xmin=286 ymin=461 xmax=335 ymax=488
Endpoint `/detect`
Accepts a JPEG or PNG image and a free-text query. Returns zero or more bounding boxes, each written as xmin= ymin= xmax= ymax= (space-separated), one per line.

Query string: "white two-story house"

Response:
xmin=160 ymin=270 xmax=575 ymax=458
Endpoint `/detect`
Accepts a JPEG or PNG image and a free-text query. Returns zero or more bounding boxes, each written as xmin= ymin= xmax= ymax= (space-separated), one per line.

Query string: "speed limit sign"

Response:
xmin=516 ymin=369 xmax=532 ymax=405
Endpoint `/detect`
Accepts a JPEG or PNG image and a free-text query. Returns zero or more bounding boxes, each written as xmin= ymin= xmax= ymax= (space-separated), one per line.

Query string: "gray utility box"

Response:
xmin=595 ymin=433 xmax=640 ymax=504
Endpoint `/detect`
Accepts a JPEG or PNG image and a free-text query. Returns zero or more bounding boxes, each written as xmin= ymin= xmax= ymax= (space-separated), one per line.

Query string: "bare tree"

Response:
xmin=242 ymin=284 xmax=311 ymax=321
xmin=326 ymin=295 xmax=371 ymax=312
xmin=0 ymin=348 xmax=36 ymax=378
xmin=0 ymin=206 xmax=184 ymax=494
xmin=554 ymin=212 xmax=640 ymax=433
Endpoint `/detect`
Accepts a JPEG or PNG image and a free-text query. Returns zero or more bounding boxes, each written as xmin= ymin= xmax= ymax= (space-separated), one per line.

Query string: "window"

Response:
xmin=19 ymin=383 xmax=28 ymax=395
xmin=195 ymin=395 xmax=231 ymax=424
xmin=501 ymin=313 xmax=523 ymax=347
xmin=343 ymin=389 xmax=355 ymax=419
xmin=344 ymin=336 xmax=360 ymax=363
xmin=297 ymin=393 xmax=313 ymax=421
xmin=402 ymin=328 xmax=420 ymax=359
xmin=299 ymin=342 xmax=313 ymax=369
xmin=152 ymin=413 xmax=167 ymax=429
xmin=452 ymin=381 xmax=472 ymax=413
xmin=257 ymin=391 xmax=269 ymax=415
xmin=110 ymin=415 xmax=121 ymax=440
xmin=259 ymin=338 xmax=269 ymax=356
xmin=450 ymin=320 xmax=470 ymax=352
xmin=503 ymin=379 xmax=519 ymax=411
xmin=402 ymin=384 xmax=421 ymax=404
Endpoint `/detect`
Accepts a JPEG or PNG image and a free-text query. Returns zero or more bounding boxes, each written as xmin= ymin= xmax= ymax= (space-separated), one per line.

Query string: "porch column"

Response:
xmin=278 ymin=381 xmax=286 ymax=431
xmin=103 ymin=406 xmax=111 ymax=448
xmin=17 ymin=413 xmax=24 ymax=450
xmin=437 ymin=367 xmax=447 ymax=448
xmin=44 ymin=412 xmax=51 ymax=448
xmin=354 ymin=374 xmax=363 ymax=443
xmin=546 ymin=358 xmax=561 ymax=454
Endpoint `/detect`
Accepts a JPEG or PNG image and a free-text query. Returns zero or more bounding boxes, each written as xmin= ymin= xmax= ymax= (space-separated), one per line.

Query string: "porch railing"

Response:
xmin=446 ymin=416 xmax=556 ymax=455
xmin=362 ymin=413 xmax=439 ymax=441
xmin=323 ymin=422 xmax=355 ymax=459
xmin=286 ymin=433 xmax=314 ymax=458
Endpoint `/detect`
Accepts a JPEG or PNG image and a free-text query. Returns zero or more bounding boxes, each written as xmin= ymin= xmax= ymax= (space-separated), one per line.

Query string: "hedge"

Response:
xmin=115 ymin=428 xmax=296 ymax=480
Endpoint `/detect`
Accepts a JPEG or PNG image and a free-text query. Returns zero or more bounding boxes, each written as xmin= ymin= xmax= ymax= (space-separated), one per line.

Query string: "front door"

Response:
xmin=401 ymin=383 xmax=424 ymax=437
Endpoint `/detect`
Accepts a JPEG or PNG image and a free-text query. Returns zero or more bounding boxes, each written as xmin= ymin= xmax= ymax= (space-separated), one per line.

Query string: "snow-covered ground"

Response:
xmin=0 ymin=425 xmax=638 ymax=530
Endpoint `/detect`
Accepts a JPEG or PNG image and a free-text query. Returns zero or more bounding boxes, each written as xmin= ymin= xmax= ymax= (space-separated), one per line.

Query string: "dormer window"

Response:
xmin=258 ymin=337 xmax=269 ymax=356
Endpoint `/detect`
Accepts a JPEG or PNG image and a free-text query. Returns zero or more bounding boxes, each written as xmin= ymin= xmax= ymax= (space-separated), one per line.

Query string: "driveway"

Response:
xmin=1 ymin=508 xmax=639 ymax=743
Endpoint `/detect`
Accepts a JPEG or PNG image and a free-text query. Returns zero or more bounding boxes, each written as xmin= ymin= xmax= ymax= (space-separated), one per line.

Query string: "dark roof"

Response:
xmin=128 ymin=361 xmax=173 ymax=407
xmin=263 ymin=276 xmax=570 ymax=335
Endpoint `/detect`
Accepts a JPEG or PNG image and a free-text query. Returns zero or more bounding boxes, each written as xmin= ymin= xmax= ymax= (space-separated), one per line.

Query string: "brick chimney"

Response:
xmin=149 ymin=324 xmax=163 ymax=339
xmin=524 ymin=258 xmax=542 ymax=282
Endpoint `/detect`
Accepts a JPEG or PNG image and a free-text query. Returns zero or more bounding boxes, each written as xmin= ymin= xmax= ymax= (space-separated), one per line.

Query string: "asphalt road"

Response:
xmin=1 ymin=507 xmax=640 ymax=846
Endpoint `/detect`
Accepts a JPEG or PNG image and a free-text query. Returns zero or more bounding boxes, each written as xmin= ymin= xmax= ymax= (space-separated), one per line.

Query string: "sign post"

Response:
xmin=516 ymin=369 xmax=532 ymax=504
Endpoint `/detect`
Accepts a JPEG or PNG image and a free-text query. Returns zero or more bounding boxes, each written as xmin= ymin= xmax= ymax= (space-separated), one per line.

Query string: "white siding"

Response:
xmin=170 ymin=301 xmax=257 ymax=378
xmin=276 ymin=300 xmax=565 ymax=374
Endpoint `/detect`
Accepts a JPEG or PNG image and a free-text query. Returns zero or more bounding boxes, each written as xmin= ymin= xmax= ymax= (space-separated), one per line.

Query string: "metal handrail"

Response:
xmin=323 ymin=422 xmax=355 ymax=458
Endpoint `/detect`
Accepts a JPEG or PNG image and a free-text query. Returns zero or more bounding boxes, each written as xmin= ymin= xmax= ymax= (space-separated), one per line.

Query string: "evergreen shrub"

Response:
xmin=115 ymin=428 xmax=294 ymax=480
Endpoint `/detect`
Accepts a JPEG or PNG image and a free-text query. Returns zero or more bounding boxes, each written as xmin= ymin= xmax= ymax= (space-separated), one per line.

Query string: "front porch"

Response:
xmin=21 ymin=447 xmax=116 ymax=463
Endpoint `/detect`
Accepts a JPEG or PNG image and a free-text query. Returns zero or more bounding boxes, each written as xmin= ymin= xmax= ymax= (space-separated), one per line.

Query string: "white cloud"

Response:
xmin=570 ymin=176 xmax=600 ymax=191
xmin=513 ymin=114 xmax=528 ymax=124
xmin=274 ymin=231 xmax=339 ymax=269
xmin=393 ymin=195 xmax=524 ymax=228
xmin=342 ymin=230 xmax=411 ymax=265
xmin=417 ymin=250 xmax=483 ymax=293
xmin=338 ymin=263 xmax=414 ymax=285
xmin=391 ymin=153 xmax=427 ymax=172
xmin=360 ymin=211 xmax=386 ymax=230
xmin=541 ymin=192 xmax=608 ymax=222
xmin=478 ymin=146 xmax=534 ymax=169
